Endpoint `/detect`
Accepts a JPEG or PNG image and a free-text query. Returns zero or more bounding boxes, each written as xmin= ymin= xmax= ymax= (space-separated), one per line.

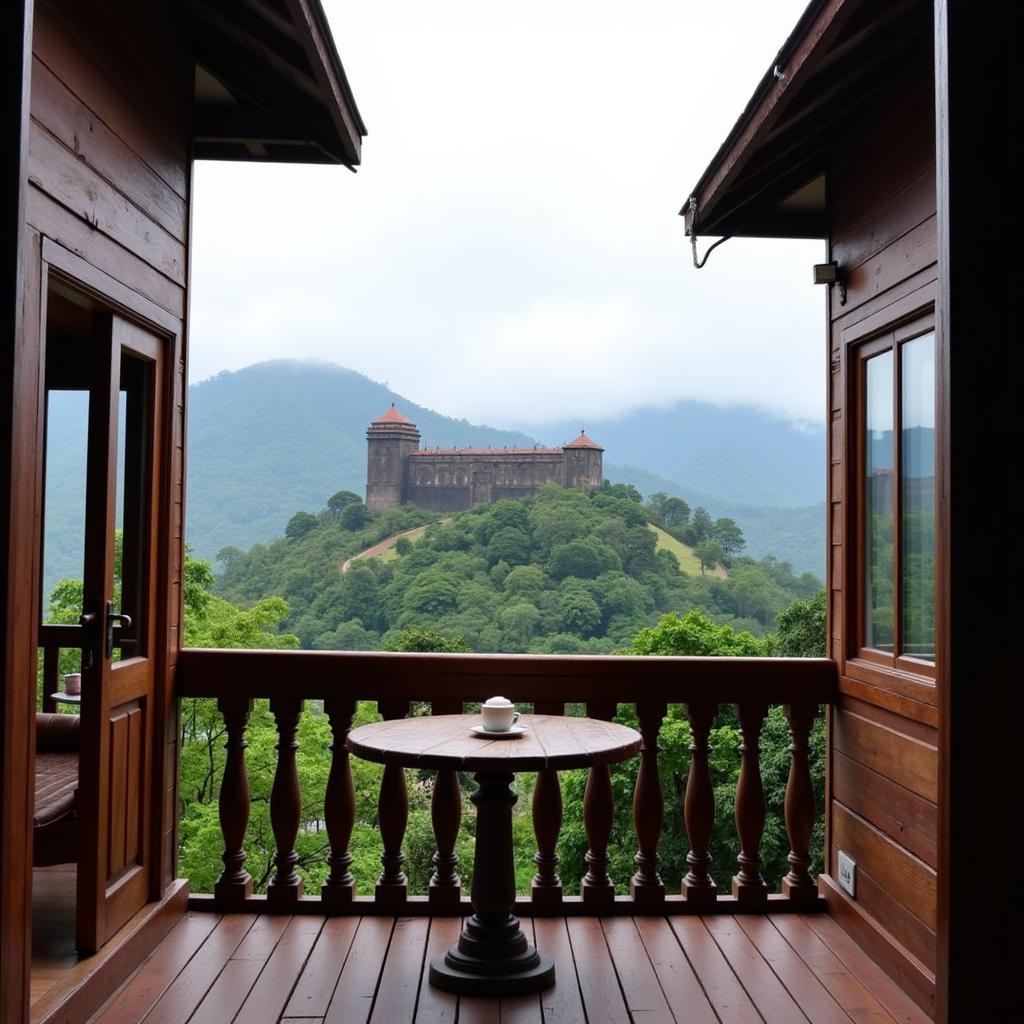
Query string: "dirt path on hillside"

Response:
xmin=340 ymin=524 xmax=437 ymax=574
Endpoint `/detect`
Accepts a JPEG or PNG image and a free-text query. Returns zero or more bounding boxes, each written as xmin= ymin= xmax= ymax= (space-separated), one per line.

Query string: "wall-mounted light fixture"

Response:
xmin=813 ymin=260 xmax=847 ymax=305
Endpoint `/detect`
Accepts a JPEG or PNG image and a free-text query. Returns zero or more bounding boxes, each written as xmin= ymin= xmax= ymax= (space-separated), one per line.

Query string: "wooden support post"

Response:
xmin=732 ymin=702 xmax=769 ymax=906
xmin=321 ymin=696 xmax=356 ymax=908
xmin=581 ymin=701 xmax=616 ymax=907
xmin=41 ymin=644 xmax=59 ymax=713
xmin=782 ymin=702 xmax=818 ymax=906
xmin=214 ymin=696 xmax=253 ymax=904
xmin=267 ymin=696 xmax=304 ymax=907
xmin=682 ymin=701 xmax=718 ymax=907
xmin=631 ymin=701 xmax=667 ymax=905
xmin=376 ymin=699 xmax=409 ymax=907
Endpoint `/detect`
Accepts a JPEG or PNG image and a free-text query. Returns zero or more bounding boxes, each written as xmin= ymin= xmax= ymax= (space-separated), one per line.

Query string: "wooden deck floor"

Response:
xmin=86 ymin=910 xmax=931 ymax=1024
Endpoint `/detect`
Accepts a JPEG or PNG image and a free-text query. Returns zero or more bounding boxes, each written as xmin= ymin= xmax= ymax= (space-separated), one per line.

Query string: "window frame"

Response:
xmin=846 ymin=309 xmax=937 ymax=691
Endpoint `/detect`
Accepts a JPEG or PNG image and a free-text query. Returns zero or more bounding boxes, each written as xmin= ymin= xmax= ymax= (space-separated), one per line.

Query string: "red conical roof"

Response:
xmin=564 ymin=429 xmax=603 ymax=450
xmin=373 ymin=403 xmax=416 ymax=426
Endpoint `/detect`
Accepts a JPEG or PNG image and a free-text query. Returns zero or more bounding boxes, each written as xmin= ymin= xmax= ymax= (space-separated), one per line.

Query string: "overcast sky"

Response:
xmin=189 ymin=0 xmax=826 ymax=428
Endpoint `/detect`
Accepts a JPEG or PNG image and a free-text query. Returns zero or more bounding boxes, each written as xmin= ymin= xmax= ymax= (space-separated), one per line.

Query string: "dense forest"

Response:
xmin=215 ymin=482 xmax=821 ymax=654
xmin=177 ymin=559 xmax=826 ymax=898
xmin=43 ymin=485 xmax=828 ymax=900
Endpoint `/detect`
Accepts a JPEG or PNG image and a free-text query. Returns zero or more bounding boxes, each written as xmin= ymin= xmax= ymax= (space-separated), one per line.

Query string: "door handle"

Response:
xmin=78 ymin=610 xmax=98 ymax=668
xmin=105 ymin=599 xmax=133 ymax=659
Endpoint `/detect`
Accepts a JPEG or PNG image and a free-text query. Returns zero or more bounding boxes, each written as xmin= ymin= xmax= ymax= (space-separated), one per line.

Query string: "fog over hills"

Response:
xmin=41 ymin=360 xmax=826 ymax=597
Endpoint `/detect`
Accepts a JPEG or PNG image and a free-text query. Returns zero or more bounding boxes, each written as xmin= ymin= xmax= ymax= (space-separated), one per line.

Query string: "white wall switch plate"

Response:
xmin=838 ymin=850 xmax=856 ymax=897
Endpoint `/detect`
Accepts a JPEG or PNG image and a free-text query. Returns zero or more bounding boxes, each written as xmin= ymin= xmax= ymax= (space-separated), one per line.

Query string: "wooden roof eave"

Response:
xmin=682 ymin=0 xmax=930 ymax=241
xmin=181 ymin=0 xmax=366 ymax=167
xmin=682 ymin=0 xmax=856 ymax=241
xmin=284 ymin=0 xmax=365 ymax=167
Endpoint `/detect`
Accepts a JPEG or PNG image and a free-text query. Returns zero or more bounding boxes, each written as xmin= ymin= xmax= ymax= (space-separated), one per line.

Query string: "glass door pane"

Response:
xmin=900 ymin=332 xmax=936 ymax=661
xmin=864 ymin=350 xmax=894 ymax=652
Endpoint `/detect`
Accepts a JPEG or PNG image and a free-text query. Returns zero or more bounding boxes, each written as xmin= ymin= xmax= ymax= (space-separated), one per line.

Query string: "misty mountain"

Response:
xmin=527 ymin=403 xmax=825 ymax=508
xmin=41 ymin=360 xmax=827 ymax=597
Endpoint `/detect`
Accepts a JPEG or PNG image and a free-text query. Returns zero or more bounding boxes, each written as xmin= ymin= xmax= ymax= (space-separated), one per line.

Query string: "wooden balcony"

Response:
xmin=89 ymin=907 xmax=930 ymax=1023
xmin=176 ymin=649 xmax=838 ymax=916
xmin=40 ymin=648 xmax=933 ymax=1024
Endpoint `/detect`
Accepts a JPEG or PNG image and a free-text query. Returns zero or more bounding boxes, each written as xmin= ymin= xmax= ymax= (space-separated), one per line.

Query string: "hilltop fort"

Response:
xmin=365 ymin=405 xmax=604 ymax=512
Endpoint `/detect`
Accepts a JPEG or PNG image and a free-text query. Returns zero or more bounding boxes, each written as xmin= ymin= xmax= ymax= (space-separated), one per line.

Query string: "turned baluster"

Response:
xmin=429 ymin=767 xmax=462 ymax=907
xmin=268 ymin=696 xmax=304 ymax=906
xmin=214 ymin=696 xmax=253 ymax=904
xmin=732 ymin=702 xmax=769 ymax=905
xmin=682 ymin=702 xmax=718 ymax=906
xmin=531 ymin=701 xmax=564 ymax=906
xmin=376 ymin=699 xmax=409 ymax=907
xmin=631 ymin=701 xmax=667 ymax=904
xmin=428 ymin=697 xmax=463 ymax=907
xmin=322 ymin=696 xmax=357 ymax=907
xmin=582 ymin=700 xmax=617 ymax=907
xmin=782 ymin=702 xmax=819 ymax=906
xmin=427 ymin=698 xmax=462 ymax=908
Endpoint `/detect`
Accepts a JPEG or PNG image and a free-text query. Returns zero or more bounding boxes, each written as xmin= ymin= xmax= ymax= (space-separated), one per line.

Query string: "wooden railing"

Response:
xmin=38 ymin=623 xmax=82 ymax=712
xmin=177 ymin=649 xmax=837 ymax=915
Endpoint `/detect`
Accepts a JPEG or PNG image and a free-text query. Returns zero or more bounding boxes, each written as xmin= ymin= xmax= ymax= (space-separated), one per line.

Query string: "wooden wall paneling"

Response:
xmin=821 ymin=47 xmax=942 ymax=1003
xmin=829 ymin=59 xmax=934 ymax=234
xmin=831 ymin=804 xmax=936 ymax=935
xmin=29 ymin=59 xmax=188 ymax=242
xmin=832 ymin=710 xmax=937 ymax=803
xmin=31 ymin=0 xmax=189 ymax=198
xmin=839 ymin=216 xmax=937 ymax=312
xmin=836 ymin=675 xmax=938 ymax=727
xmin=832 ymin=752 xmax=936 ymax=867
xmin=831 ymin=168 xmax=936 ymax=277
xmin=28 ymin=124 xmax=186 ymax=285
xmin=1 ymin=6 xmax=39 ymax=1016
xmin=27 ymin=187 xmax=184 ymax=319
xmin=838 ymin=693 xmax=936 ymax=745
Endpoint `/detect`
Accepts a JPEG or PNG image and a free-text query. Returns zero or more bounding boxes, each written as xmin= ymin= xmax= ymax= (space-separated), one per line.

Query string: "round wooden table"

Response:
xmin=347 ymin=713 xmax=642 ymax=996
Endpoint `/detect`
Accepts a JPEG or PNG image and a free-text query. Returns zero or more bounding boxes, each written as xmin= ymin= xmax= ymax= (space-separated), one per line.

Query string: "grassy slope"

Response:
xmin=648 ymin=523 xmax=720 ymax=577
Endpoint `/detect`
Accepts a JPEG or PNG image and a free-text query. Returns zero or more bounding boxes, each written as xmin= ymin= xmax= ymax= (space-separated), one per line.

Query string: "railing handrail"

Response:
xmin=177 ymin=648 xmax=838 ymax=703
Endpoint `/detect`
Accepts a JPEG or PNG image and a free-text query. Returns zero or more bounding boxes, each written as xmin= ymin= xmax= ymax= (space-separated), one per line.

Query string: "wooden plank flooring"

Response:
xmin=85 ymin=912 xmax=932 ymax=1024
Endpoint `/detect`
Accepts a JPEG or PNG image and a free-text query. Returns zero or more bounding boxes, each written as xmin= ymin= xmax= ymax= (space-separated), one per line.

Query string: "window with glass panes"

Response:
xmin=855 ymin=315 xmax=936 ymax=671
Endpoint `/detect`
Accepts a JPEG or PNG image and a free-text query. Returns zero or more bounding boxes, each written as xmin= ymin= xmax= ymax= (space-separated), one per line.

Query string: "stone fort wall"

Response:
xmin=365 ymin=407 xmax=603 ymax=512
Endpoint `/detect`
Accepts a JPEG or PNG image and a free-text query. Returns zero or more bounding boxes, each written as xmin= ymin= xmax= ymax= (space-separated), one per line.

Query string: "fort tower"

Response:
xmin=365 ymin=404 xmax=421 ymax=512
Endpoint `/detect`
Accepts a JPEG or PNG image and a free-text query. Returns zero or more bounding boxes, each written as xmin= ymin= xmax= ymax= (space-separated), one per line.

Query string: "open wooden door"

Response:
xmin=75 ymin=313 xmax=164 ymax=953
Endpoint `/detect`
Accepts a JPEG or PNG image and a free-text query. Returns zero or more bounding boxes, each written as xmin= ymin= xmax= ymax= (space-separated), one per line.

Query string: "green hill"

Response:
xmin=216 ymin=483 xmax=821 ymax=653
xmin=41 ymin=360 xmax=826 ymax=598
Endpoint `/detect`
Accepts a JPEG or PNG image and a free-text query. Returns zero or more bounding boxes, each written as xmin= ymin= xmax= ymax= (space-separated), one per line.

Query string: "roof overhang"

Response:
xmin=177 ymin=0 xmax=366 ymax=167
xmin=682 ymin=0 xmax=930 ymax=240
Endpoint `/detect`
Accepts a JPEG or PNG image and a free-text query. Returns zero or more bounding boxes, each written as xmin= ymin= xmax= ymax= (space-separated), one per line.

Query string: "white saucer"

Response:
xmin=470 ymin=723 xmax=527 ymax=739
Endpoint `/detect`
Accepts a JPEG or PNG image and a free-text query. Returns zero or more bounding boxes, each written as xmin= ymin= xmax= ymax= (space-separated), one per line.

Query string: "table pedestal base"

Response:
xmin=429 ymin=770 xmax=555 ymax=995
xmin=429 ymin=914 xmax=555 ymax=995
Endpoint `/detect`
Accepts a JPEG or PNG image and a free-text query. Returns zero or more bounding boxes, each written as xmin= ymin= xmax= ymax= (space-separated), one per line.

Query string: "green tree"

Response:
xmin=486 ymin=527 xmax=532 ymax=567
xmin=773 ymin=589 xmax=827 ymax=657
xmin=711 ymin=517 xmax=745 ymax=557
xmin=340 ymin=501 xmax=373 ymax=531
xmin=285 ymin=510 xmax=318 ymax=541
xmin=559 ymin=585 xmax=602 ymax=637
xmin=326 ymin=489 xmax=362 ymax=514
xmin=695 ymin=540 xmax=725 ymax=575
xmin=549 ymin=539 xmax=619 ymax=580
xmin=385 ymin=627 xmax=470 ymax=653
xmin=689 ymin=506 xmax=713 ymax=544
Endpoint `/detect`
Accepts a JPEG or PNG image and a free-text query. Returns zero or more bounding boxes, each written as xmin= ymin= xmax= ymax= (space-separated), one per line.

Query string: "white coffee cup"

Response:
xmin=481 ymin=696 xmax=520 ymax=732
